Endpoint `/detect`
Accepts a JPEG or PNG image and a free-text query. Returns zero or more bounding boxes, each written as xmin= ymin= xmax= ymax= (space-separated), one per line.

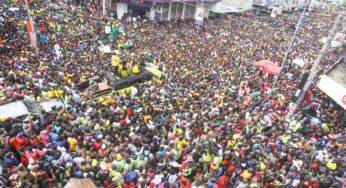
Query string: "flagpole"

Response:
xmin=24 ymin=0 xmax=39 ymax=57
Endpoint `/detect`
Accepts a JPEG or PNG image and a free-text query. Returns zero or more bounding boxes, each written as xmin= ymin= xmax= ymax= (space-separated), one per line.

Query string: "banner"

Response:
xmin=317 ymin=58 xmax=346 ymax=110
xmin=318 ymin=75 xmax=346 ymax=109
xmin=26 ymin=19 xmax=37 ymax=49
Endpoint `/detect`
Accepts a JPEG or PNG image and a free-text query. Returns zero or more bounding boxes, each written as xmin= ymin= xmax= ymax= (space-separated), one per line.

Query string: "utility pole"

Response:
xmin=285 ymin=14 xmax=343 ymax=121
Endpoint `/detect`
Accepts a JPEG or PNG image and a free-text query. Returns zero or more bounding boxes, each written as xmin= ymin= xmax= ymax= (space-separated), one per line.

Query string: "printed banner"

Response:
xmin=26 ymin=19 xmax=37 ymax=49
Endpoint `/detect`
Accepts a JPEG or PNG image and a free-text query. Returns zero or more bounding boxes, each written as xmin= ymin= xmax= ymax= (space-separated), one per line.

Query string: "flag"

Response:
xmin=26 ymin=19 xmax=37 ymax=49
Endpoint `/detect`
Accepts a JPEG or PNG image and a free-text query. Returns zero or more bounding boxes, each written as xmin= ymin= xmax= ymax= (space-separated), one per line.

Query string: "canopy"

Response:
xmin=254 ymin=60 xmax=281 ymax=75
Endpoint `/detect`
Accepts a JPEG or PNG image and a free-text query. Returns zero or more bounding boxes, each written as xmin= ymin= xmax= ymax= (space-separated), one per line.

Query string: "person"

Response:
xmin=132 ymin=63 xmax=140 ymax=74
xmin=0 ymin=0 xmax=345 ymax=187
xmin=112 ymin=54 xmax=120 ymax=75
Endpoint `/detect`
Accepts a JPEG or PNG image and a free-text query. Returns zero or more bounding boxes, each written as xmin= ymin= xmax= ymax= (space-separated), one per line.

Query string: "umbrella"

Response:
xmin=254 ymin=60 xmax=281 ymax=75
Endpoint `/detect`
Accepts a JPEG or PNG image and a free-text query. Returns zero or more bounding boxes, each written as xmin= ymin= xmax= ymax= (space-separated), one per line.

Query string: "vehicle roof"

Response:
xmin=0 ymin=101 xmax=30 ymax=118
xmin=40 ymin=99 xmax=65 ymax=112
xmin=98 ymin=82 xmax=111 ymax=91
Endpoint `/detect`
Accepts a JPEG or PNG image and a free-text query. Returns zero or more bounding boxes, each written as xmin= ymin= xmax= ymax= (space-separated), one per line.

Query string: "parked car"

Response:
xmin=103 ymin=67 xmax=162 ymax=91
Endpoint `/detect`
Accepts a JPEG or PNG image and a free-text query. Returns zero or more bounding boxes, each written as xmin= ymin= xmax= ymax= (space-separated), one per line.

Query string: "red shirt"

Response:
xmin=307 ymin=179 xmax=319 ymax=188
xmin=29 ymin=138 xmax=37 ymax=145
xmin=21 ymin=156 xmax=29 ymax=165
xmin=222 ymin=159 xmax=230 ymax=166
xmin=228 ymin=165 xmax=236 ymax=175
xmin=10 ymin=136 xmax=29 ymax=149
xmin=93 ymin=142 xmax=101 ymax=152
xmin=218 ymin=175 xmax=230 ymax=188
xmin=180 ymin=176 xmax=191 ymax=188
xmin=25 ymin=151 xmax=39 ymax=161
xmin=124 ymin=182 xmax=136 ymax=188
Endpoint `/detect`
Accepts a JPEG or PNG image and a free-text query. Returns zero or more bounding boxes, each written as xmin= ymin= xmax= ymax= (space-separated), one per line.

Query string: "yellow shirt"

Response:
xmin=132 ymin=65 xmax=140 ymax=74
xmin=67 ymin=137 xmax=78 ymax=151
xmin=177 ymin=139 xmax=187 ymax=149
xmin=112 ymin=55 xmax=120 ymax=67
xmin=241 ymin=170 xmax=252 ymax=181
xmin=143 ymin=115 xmax=152 ymax=123
xmin=260 ymin=162 xmax=266 ymax=171
xmin=326 ymin=161 xmax=337 ymax=170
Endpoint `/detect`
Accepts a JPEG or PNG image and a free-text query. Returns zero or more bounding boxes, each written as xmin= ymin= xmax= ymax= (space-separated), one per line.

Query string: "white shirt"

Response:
xmin=131 ymin=87 xmax=138 ymax=96
xmin=73 ymin=157 xmax=85 ymax=166
xmin=292 ymin=159 xmax=303 ymax=169
xmin=168 ymin=174 xmax=178 ymax=184
xmin=105 ymin=25 xmax=111 ymax=34
xmin=57 ymin=145 xmax=67 ymax=153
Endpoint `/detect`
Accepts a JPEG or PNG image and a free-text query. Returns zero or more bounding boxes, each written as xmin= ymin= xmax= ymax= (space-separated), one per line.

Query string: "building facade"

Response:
xmin=114 ymin=0 xmax=220 ymax=21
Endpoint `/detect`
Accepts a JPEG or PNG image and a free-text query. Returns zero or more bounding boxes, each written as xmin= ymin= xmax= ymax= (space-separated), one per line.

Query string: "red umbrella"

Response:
xmin=254 ymin=60 xmax=281 ymax=75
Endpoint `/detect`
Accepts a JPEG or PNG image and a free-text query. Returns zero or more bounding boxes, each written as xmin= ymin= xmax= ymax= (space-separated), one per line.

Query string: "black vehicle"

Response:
xmin=103 ymin=68 xmax=155 ymax=91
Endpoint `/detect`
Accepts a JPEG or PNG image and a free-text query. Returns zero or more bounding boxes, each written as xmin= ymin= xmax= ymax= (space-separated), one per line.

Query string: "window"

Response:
xmin=176 ymin=2 xmax=183 ymax=19
xmin=162 ymin=3 xmax=170 ymax=20
xmin=184 ymin=3 xmax=190 ymax=19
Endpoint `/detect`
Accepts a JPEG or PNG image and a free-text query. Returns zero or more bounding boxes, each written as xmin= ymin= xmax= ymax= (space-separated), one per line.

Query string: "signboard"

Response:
xmin=130 ymin=0 xmax=144 ymax=3
xmin=317 ymin=58 xmax=346 ymax=110
xmin=195 ymin=8 xmax=205 ymax=25
xmin=318 ymin=75 xmax=346 ymax=109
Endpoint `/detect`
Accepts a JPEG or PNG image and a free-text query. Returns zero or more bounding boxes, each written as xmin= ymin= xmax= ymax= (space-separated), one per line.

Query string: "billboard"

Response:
xmin=195 ymin=7 xmax=205 ymax=24
xmin=211 ymin=0 xmax=253 ymax=13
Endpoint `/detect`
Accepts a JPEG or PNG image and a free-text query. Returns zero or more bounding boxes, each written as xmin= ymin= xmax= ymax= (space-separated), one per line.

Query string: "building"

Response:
xmin=211 ymin=0 xmax=253 ymax=13
xmin=252 ymin=0 xmax=307 ymax=12
xmin=115 ymin=0 xmax=220 ymax=21
xmin=90 ymin=0 xmax=253 ymax=21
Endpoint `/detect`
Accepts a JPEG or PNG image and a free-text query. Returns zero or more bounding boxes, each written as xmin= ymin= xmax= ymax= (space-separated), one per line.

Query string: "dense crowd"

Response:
xmin=0 ymin=0 xmax=345 ymax=187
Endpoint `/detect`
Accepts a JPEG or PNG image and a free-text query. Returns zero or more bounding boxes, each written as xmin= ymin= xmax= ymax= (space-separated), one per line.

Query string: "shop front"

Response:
xmin=116 ymin=0 xmax=218 ymax=21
